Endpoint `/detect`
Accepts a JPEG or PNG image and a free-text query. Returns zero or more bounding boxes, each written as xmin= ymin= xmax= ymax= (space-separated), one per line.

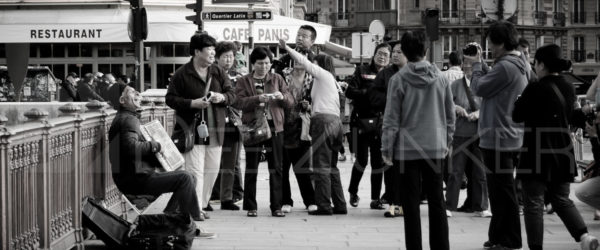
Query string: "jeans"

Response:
xmin=183 ymin=144 xmax=222 ymax=211
xmin=481 ymin=149 xmax=522 ymax=249
xmin=522 ymin=179 xmax=588 ymax=249
xmin=121 ymin=170 xmax=201 ymax=220
xmin=576 ymin=176 xmax=600 ymax=210
xmin=243 ymin=132 xmax=284 ymax=212
xmin=348 ymin=130 xmax=384 ymax=200
xmin=446 ymin=136 xmax=489 ymax=211
xmin=399 ymin=159 xmax=449 ymax=250
xmin=282 ymin=141 xmax=315 ymax=208
xmin=311 ymin=114 xmax=346 ymax=212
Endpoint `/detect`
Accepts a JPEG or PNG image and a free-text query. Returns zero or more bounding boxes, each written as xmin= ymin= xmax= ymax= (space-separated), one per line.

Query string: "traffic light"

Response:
xmin=186 ymin=0 xmax=203 ymax=31
xmin=127 ymin=0 xmax=147 ymax=41
xmin=424 ymin=8 xmax=439 ymax=41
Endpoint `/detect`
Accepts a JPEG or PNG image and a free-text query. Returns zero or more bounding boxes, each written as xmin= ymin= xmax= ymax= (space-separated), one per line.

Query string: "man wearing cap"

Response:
xmin=107 ymin=83 xmax=215 ymax=238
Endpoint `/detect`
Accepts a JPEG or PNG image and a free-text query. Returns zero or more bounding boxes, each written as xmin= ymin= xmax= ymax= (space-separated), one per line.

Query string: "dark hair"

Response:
xmin=371 ymin=42 xmax=392 ymax=65
xmin=534 ymin=44 xmax=572 ymax=73
xmin=448 ymin=51 xmax=461 ymax=66
xmin=249 ymin=46 xmax=273 ymax=64
xmin=400 ymin=31 xmax=428 ymax=62
xmin=314 ymin=54 xmax=335 ymax=76
xmin=107 ymin=83 xmax=128 ymax=110
xmin=299 ymin=25 xmax=317 ymax=41
xmin=189 ymin=33 xmax=217 ymax=56
xmin=216 ymin=41 xmax=236 ymax=58
xmin=486 ymin=21 xmax=519 ymax=51
xmin=68 ymin=72 xmax=78 ymax=78
xmin=518 ymin=37 xmax=530 ymax=48
xmin=115 ymin=74 xmax=127 ymax=83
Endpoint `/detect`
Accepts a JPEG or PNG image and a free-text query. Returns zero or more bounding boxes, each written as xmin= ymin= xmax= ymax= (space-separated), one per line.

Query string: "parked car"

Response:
xmin=0 ymin=66 xmax=60 ymax=102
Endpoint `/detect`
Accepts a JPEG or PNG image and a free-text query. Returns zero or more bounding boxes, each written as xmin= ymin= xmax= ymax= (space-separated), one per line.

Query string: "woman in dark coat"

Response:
xmin=512 ymin=44 xmax=598 ymax=250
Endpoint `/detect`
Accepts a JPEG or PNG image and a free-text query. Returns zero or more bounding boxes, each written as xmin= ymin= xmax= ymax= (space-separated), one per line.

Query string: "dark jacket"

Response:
xmin=272 ymin=50 xmax=316 ymax=79
xmin=78 ymin=81 xmax=104 ymax=102
xmin=108 ymin=110 xmax=161 ymax=192
xmin=451 ymin=77 xmax=482 ymax=137
xmin=233 ymin=72 xmax=294 ymax=133
xmin=59 ymin=80 xmax=79 ymax=102
xmin=513 ymin=75 xmax=577 ymax=183
xmin=368 ymin=64 xmax=400 ymax=113
xmin=166 ymin=60 xmax=235 ymax=146
xmin=345 ymin=63 xmax=380 ymax=118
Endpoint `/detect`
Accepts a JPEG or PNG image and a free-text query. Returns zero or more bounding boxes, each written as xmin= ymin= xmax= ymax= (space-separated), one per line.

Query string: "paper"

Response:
xmin=140 ymin=120 xmax=185 ymax=171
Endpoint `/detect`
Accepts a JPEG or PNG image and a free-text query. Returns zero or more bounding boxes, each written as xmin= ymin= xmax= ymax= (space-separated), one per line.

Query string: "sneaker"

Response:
xmin=233 ymin=198 xmax=243 ymax=205
xmin=200 ymin=211 xmax=210 ymax=219
xmin=457 ymin=205 xmax=474 ymax=213
xmin=395 ymin=206 xmax=403 ymax=216
xmin=475 ymin=210 xmax=493 ymax=218
xmin=349 ymin=193 xmax=359 ymax=207
xmin=370 ymin=200 xmax=384 ymax=210
xmin=282 ymin=205 xmax=292 ymax=213
xmin=203 ymin=204 xmax=213 ymax=212
xmin=546 ymin=204 xmax=554 ymax=214
xmin=580 ymin=234 xmax=599 ymax=250
xmin=384 ymin=205 xmax=396 ymax=218
xmin=308 ymin=209 xmax=333 ymax=215
xmin=483 ymin=240 xmax=494 ymax=249
xmin=446 ymin=210 xmax=453 ymax=217
xmin=195 ymin=228 xmax=217 ymax=239
xmin=307 ymin=205 xmax=318 ymax=212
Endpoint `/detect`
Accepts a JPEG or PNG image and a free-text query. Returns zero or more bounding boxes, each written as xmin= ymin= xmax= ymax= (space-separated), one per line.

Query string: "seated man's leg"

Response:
xmin=139 ymin=170 xmax=201 ymax=220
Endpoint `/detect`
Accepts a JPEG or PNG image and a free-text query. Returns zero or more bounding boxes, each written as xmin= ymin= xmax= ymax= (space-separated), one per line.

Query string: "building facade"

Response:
xmin=303 ymin=0 xmax=599 ymax=82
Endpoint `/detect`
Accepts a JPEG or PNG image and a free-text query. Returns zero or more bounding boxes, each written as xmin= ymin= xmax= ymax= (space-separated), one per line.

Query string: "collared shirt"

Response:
xmin=441 ymin=66 xmax=464 ymax=83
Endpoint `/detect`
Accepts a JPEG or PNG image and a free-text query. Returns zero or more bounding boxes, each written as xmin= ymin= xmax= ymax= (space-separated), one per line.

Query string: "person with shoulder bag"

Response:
xmin=166 ymin=33 xmax=235 ymax=221
xmin=345 ymin=42 xmax=391 ymax=210
xmin=513 ymin=44 xmax=599 ymax=250
xmin=233 ymin=46 xmax=294 ymax=218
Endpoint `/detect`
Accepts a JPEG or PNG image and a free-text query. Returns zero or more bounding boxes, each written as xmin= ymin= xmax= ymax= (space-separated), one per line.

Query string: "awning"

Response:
xmin=0 ymin=8 xmax=332 ymax=44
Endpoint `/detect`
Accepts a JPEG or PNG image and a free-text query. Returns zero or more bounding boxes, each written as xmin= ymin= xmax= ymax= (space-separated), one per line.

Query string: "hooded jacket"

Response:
xmin=471 ymin=53 xmax=529 ymax=151
xmin=381 ymin=60 xmax=455 ymax=161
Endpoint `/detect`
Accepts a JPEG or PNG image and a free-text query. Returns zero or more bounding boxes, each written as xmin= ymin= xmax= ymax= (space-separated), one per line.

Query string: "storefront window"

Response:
xmin=175 ymin=44 xmax=189 ymax=57
xmin=98 ymin=64 xmax=111 ymax=74
xmin=98 ymin=44 xmax=110 ymax=57
xmin=67 ymin=44 xmax=79 ymax=57
xmin=53 ymin=44 xmax=65 ymax=58
xmin=40 ymin=44 xmax=52 ymax=58
xmin=144 ymin=63 xmax=151 ymax=88
xmin=157 ymin=64 xmax=175 ymax=89
xmin=30 ymin=45 xmax=38 ymax=58
xmin=160 ymin=44 xmax=174 ymax=57
xmin=112 ymin=47 xmax=124 ymax=57
xmin=0 ymin=44 xmax=5 ymax=58
xmin=52 ymin=64 xmax=65 ymax=80
xmin=111 ymin=64 xmax=123 ymax=75
xmin=81 ymin=44 xmax=92 ymax=57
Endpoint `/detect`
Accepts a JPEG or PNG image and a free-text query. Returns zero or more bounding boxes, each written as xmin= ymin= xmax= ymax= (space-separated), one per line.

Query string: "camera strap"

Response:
xmin=549 ymin=81 xmax=569 ymax=127
xmin=462 ymin=77 xmax=477 ymax=112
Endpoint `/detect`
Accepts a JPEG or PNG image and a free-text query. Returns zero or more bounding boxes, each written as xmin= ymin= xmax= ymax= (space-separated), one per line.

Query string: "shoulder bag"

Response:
xmin=240 ymin=105 xmax=272 ymax=146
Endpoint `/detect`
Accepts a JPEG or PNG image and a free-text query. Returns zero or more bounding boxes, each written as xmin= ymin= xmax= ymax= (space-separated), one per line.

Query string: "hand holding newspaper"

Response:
xmin=140 ymin=120 xmax=185 ymax=171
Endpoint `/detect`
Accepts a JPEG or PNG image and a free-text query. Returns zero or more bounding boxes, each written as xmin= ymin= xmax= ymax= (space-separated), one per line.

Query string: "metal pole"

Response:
xmin=135 ymin=0 xmax=144 ymax=91
xmin=248 ymin=3 xmax=254 ymax=72
xmin=359 ymin=32 xmax=363 ymax=65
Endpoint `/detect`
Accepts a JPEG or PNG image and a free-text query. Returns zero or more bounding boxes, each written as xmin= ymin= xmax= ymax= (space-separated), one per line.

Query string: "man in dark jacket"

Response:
xmin=78 ymin=73 xmax=104 ymax=102
xmin=107 ymin=83 xmax=206 ymax=227
xmin=272 ymin=25 xmax=317 ymax=78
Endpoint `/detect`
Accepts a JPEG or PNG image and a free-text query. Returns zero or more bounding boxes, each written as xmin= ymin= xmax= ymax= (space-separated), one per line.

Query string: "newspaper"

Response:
xmin=140 ymin=120 xmax=185 ymax=171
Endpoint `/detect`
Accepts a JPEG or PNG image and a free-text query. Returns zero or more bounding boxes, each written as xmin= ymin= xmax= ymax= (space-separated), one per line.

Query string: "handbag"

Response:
xmin=171 ymin=74 xmax=212 ymax=153
xmin=356 ymin=114 xmax=382 ymax=134
xmin=240 ymin=106 xmax=272 ymax=146
xmin=226 ymin=106 xmax=242 ymax=127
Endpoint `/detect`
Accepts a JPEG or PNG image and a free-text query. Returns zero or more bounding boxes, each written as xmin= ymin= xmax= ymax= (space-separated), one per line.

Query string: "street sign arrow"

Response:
xmin=201 ymin=11 xmax=273 ymax=21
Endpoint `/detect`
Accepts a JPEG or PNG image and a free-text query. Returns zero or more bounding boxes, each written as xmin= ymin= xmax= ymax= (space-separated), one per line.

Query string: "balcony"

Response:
xmin=440 ymin=10 xmax=460 ymax=24
xmin=334 ymin=12 xmax=349 ymax=27
xmin=533 ymin=11 xmax=548 ymax=25
xmin=572 ymin=11 xmax=586 ymax=24
xmin=463 ymin=10 xmax=483 ymax=24
xmin=572 ymin=50 xmax=586 ymax=63
xmin=352 ymin=10 xmax=397 ymax=28
xmin=553 ymin=12 xmax=566 ymax=26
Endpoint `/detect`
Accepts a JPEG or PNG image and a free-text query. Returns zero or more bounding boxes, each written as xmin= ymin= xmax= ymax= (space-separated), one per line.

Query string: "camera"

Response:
xmin=463 ymin=44 xmax=478 ymax=56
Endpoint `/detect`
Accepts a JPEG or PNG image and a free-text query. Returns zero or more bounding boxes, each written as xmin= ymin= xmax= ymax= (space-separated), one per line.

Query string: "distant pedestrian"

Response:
xmin=440 ymin=51 xmax=464 ymax=83
xmin=77 ymin=73 xmax=104 ymax=102
xmin=381 ymin=30 xmax=454 ymax=250
xmin=59 ymin=72 xmax=79 ymax=102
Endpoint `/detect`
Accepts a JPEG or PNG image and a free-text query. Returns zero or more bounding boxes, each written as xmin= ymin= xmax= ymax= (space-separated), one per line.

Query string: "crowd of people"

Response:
xmin=59 ymin=70 xmax=130 ymax=102
xmin=103 ymin=20 xmax=600 ymax=250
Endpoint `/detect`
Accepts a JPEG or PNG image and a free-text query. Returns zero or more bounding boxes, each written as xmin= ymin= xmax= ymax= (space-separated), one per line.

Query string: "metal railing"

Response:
xmin=0 ymin=100 xmax=174 ymax=249
xmin=572 ymin=50 xmax=586 ymax=62
xmin=572 ymin=11 xmax=586 ymax=24
xmin=533 ymin=11 xmax=548 ymax=25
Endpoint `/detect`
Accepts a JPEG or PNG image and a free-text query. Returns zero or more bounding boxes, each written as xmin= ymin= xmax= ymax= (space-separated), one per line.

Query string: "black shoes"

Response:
xmin=349 ymin=193 xmax=360 ymax=207
xmin=272 ymin=210 xmax=285 ymax=217
xmin=203 ymin=204 xmax=214 ymax=211
xmin=456 ymin=205 xmax=474 ymax=213
xmin=308 ymin=209 xmax=333 ymax=215
xmin=221 ymin=200 xmax=240 ymax=210
xmin=370 ymin=200 xmax=385 ymax=210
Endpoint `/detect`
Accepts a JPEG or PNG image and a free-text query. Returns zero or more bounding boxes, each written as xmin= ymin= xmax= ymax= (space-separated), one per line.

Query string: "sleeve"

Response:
xmin=368 ymin=70 xmax=387 ymax=111
xmin=166 ymin=72 xmax=193 ymax=111
xmin=345 ymin=67 xmax=367 ymax=100
xmin=285 ymin=47 xmax=329 ymax=82
xmin=586 ymin=76 xmax=600 ymax=102
xmin=445 ymin=81 xmax=456 ymax=146
xmin=217 ymin=68 xmax=235 ymax=106
xmin=121 ymin=116 xmax=157 ymax=160
xmin=512 ymin=83 xmax=535 ymax=123
xmin=470 ymin=61 xmax=511 ymax=98
xmin=275 ymin=74 xmax=294 ymax=108
xmin=381 ymin=74 xmax=403 ymax=158
xmin=232 ymin=76 xmax=261 ymax=112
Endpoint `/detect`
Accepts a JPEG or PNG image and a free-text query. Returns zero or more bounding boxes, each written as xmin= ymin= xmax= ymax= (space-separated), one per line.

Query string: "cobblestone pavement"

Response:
xmin=86 ymin=144 xmax=600 ymax=250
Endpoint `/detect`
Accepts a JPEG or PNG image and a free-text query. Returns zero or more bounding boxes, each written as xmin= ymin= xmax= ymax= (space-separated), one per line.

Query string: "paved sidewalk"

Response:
xmin=86 ymin=146 xmax=600 ymax=250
